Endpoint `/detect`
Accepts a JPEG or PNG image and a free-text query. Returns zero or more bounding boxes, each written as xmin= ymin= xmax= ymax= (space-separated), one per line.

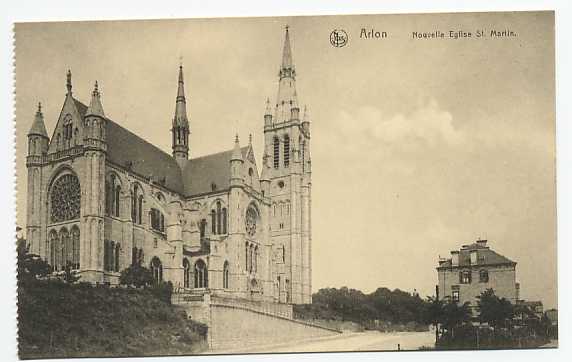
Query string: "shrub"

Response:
xmin=119 ymin=264 xmax=153 ymax=288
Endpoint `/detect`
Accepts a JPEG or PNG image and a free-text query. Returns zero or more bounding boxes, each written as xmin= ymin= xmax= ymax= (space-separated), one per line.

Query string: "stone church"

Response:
xmin=25 ymin=27 xmax=313 ymax=305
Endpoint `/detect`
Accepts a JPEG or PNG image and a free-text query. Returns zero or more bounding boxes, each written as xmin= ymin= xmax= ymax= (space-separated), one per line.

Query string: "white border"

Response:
xmin=1 ymin=1 xmax=570 ymax=362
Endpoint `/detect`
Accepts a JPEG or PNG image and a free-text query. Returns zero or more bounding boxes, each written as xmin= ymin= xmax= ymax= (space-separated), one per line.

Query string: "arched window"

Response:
xmin=48 ymin=230 xmax=59 ymax=271
xmin=194 ymin=259 xmax=208 ymax=288
xmin=114 ymin=243 xmax=121 ymax=272
xmin=105 ymin=180 xmax=111 ymax=215
xmin=104 ymin=240 xmax=115 ymax=272
xmin=282 ymin=245 xmax=286 ymax=263
xmin=50 ymin=173 xmax=81 ymax=223
xmin=479 ymin=270 xmax=489 ymax=283
xmin=223 ymin=261 xmax=230 ymax=289
xmin=71 ymin=226 xmax=80 ymax=269
xmin=283 ymin=134 xmax=290 ymax=167
xmin=245 ymin=207 xmax=258 ymax=237
xmin=245 ymin=242 xmax=249 ymax=272
xmin=248 ymin=245 xmax=254 ymax=273
xmin=183 ymin=258 xmax=191 ymax=288
xmin=211 ymin=210 xmax=216 ymax=234
xmin=222 ymin=208 xmax=227 ymax=234
xmin=115 ymin=185 xmax=121 ymax=217
xmin=150 ymin=208 xmax=165 ymax=232
xmin=131 ymin=185 xmax=143 ymax=224
xmin=273 ymin=136 xmax=280 ymax=168
xmin=60 ymin=228 xmax=69 ymax=269
xmin=200 ymin=219 xmax=207 ymax=239
xmin=137 ymin=195 xmax=143 ymax=224
xmin=150 ymin=257 xmax=163 ymax=284
xmin=254 ymin=246 xmax=258 ymax=273
xmin=216 ymin=201 xmax=222 ymax=234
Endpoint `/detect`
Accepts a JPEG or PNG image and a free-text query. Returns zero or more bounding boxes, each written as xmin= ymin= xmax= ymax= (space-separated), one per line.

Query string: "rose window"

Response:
xmin=245 ymin=207 xmax=257 ymax=237
xmin=50 ymin=174 xmax=81 ymax=223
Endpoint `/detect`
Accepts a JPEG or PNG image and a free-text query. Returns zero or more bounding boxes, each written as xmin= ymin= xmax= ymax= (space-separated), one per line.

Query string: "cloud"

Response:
xmin=328 ymin=99 xmax=465 ymax=152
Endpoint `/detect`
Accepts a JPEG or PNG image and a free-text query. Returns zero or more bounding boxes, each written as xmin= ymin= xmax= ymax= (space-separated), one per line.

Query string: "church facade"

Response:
xmin=25 ymin=28 xmax=312 ymax=305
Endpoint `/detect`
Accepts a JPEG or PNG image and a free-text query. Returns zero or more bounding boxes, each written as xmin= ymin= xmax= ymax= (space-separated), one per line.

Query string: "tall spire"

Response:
xmin=173 ymin=64 xmax=189 ymax=127
xmin=28 ymin=102 xmax=48 ymax=138
xmin=281 ymin=25 xmax=293 ymax=71
xmin=86 ymin=81 xmax=105 ymax=117
xmin=66 ymin=69 xmax=72 ymax=95
xmin=275 ymin=26 xmax=299 ymax=123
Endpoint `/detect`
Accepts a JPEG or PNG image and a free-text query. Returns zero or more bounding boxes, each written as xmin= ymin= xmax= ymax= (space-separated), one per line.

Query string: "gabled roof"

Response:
xmin=437 ymin=242 xmax=516 ymax=269
xmin=181 ymin=147 xmax=248 ymax=197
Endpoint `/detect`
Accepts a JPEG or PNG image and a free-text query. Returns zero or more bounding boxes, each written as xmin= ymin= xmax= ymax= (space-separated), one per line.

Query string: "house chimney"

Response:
xmin=476 ymin=239 xmax=487 ymax=247
xmin=451 ymin=250 xmax=459 ymax=266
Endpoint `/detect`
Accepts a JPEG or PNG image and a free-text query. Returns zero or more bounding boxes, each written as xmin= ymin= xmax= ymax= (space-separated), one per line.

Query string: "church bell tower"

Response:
xmin=264 ymin=26 xmax=312 ymax=304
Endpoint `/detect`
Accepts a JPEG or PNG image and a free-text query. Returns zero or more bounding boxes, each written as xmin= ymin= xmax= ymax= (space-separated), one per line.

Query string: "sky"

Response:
xmin=14 ymin=12 xmax=557 ymax=308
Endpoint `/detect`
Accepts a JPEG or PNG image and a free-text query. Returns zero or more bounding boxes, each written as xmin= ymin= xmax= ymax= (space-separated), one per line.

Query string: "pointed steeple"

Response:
xmin=28 ymin=102 xmax=48 ymax=138
xmin=66 ymin=69 xmax=72 ymax=95
xmin=231 ymin=133 xmax=243 ymax=161
xmin=275 ymin=26 xmax=299 ymax=123
xmin=281 ymin=25 xmax=294 ymax=71
xmin=173 ymin=64 xmax=189 ymax=127
xmin=86 ymin=81 xmax=105 ymax=117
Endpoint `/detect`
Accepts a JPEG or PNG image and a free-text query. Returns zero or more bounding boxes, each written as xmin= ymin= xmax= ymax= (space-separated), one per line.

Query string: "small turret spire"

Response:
xmin=231 ymin=133 xmax=243 ymax=161
xmin=173 ymin=64 xmax=189 ymax=127
xmin=28 ymin=101 xmax=49 ymax=138
xmin=86 ymin=80 xmax=105 ymax=117
xmin=265 ymin=97 xmax=272 ymax=116
xmin=66 ymin=69 xmax=72 ymax=94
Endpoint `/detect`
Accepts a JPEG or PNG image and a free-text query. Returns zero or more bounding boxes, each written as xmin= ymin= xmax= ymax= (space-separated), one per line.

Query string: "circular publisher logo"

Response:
xmin=330 ymin=29 xmax=348 ymax=48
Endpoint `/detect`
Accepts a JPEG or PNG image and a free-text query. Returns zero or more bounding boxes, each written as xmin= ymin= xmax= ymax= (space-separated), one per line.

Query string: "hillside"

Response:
xmin=18 ymin=281 xmax=207 ymax=359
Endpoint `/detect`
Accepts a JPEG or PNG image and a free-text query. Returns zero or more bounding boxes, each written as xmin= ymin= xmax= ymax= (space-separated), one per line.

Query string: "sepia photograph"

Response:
xmin=12 ymin=9 xmax=557 ymax=359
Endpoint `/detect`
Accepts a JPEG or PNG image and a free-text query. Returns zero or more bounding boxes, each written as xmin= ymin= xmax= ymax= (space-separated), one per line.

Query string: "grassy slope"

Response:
xmin=18 ymin=282 xmax=207 ymax=359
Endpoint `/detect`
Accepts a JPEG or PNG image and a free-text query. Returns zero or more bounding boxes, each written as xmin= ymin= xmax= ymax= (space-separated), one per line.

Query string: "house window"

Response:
xmin=459 ymin=270 xmax=472 ymax=284
xmin=452 ymin=290 xmax=460 ymax=303
xmin=479 ymin=270 xmax=489 ymax=283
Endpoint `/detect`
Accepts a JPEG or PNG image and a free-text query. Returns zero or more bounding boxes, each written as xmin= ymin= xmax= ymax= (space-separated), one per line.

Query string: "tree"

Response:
xmin=477 ymin=289 xmax=514 ymax=333
xmin=119 ymin=264 xmax=153 ymax=288
xmin=17 ymin=237 xmax=50 ymax=285
xmin=422 ymin=296 xmax=444 ymax=343
xmin=441 ymin=301 xmax=471 ymax=338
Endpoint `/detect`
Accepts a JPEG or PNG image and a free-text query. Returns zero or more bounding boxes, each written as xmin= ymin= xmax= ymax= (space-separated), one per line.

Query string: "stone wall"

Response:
xmin=173 ymin=292 xmax=339 ymax=350
xmin=208 ymin=303 xmax=339 ymax=350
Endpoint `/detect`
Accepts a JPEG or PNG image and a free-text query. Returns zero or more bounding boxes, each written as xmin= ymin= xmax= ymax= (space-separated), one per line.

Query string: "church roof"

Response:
xmin=73 ymin=97 xmax=247 ymax=197
xmin=106 ymin=119 xmax=184 ymax=193
xmin=181 ymin=147 xmax=248 ymax=196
